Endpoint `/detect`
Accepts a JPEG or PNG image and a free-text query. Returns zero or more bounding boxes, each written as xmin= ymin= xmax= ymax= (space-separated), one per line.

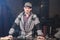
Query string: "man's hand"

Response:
xmin=4 ymin=35 xmax=13 ymax=39
xmin=0 ymin=35 xmax=13 ymax=40
xmin=37 ymin=36 xmax=45 ymax=40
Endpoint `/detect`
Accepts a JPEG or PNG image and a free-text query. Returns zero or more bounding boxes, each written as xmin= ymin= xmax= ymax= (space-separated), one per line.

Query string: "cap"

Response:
xmin=24 ymin=2 xmax=32 ymax=8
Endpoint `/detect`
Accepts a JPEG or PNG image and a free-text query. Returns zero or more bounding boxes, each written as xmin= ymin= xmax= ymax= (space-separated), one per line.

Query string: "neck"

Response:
xmin=25 ymin=13 xmax=30 ymax=17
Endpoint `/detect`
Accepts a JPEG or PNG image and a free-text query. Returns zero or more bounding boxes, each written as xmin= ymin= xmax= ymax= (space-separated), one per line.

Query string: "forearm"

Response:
xmin=35 ymin=23 xmax=43 ymax=36
xmin=9 ymin=23 xmax=19 ymax=35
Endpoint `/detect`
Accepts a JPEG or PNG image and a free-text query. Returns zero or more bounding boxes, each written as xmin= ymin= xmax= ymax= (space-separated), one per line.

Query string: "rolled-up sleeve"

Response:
xmin=9 ymin=28 xmax=15 ymax=35
xmin=37 ymin=30 xmax=43 ymax=36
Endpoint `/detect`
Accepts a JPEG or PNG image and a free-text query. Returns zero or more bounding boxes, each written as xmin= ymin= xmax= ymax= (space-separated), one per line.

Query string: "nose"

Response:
xmin=26 ymin=8 xmax=29 ymax=11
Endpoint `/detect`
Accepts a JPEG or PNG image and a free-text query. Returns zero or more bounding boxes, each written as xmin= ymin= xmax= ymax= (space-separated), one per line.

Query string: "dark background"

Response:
xmin=0 ymin=0 xmax=60 ymax=37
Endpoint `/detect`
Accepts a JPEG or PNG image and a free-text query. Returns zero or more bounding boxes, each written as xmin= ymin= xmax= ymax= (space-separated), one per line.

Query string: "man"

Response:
xmin=7 ymin=2 xmax=45 ymax=40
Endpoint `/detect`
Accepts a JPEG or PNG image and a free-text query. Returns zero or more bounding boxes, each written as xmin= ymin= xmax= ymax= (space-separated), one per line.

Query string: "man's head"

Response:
xmin=24 ymin=2 xmax=32 ymax=14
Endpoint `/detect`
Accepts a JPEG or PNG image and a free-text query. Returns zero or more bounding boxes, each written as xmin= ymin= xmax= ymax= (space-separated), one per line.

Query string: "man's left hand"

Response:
xmin=37 ymin=36 xmax=45 ymax=40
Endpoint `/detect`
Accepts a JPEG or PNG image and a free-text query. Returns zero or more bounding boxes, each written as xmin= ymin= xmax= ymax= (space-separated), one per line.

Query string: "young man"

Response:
xmin=7 ymin=2 xmax=45 ymax=40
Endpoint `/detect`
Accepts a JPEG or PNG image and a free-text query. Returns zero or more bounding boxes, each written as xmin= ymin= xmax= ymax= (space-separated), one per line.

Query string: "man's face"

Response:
xmin=24 ymin=6 xmax=32 ymax=14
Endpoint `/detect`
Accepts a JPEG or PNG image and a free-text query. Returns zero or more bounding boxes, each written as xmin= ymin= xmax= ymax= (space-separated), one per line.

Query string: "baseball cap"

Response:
xmin=24 ymin=2 xmax=32 ymax=8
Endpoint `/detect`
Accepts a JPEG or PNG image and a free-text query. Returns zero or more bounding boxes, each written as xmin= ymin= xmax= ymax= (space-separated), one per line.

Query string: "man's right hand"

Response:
xmin=4 ymin=35 xmax=13 ymax=39
xmin=0 ymin=35 xmax=13 ymax=40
